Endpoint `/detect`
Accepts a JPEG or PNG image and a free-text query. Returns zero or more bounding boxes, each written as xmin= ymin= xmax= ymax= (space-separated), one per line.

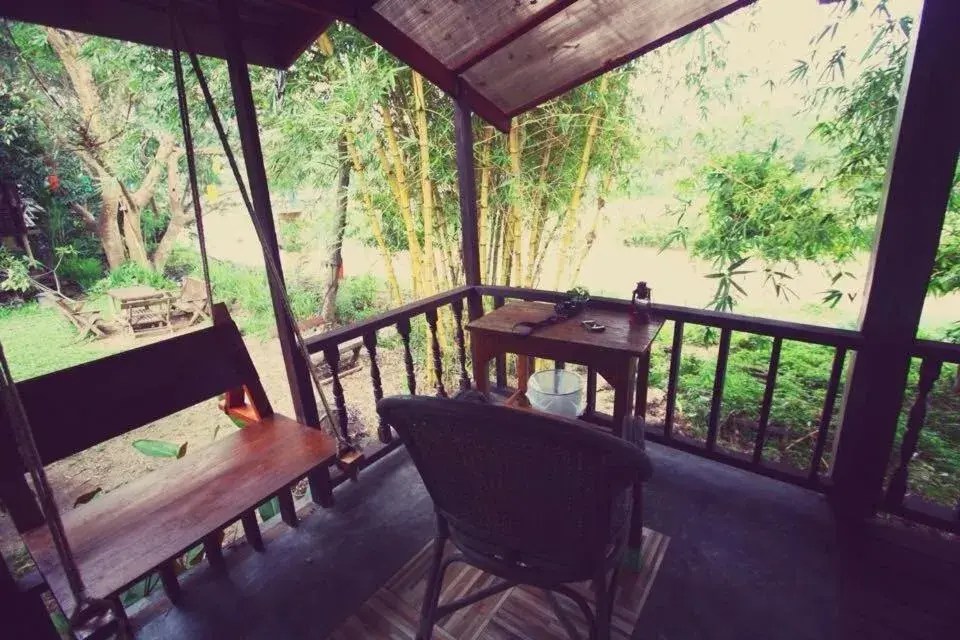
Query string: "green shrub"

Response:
xmin=91 ymin=262 xmax=175 ymax=294
xmin=335 ymin=274 xmax=383 ymax=324
xmin=57 ymin=254 xmax=103 ymax=290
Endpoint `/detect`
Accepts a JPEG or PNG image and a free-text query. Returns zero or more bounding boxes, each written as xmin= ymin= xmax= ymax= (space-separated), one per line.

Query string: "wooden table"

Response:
xmin=468 ymin=301 xmax=663 ymax=434
xmin=467 ymin=301 xmax=664 ymax=562
xmin=108 ymin=286 xmax=173 ymax=336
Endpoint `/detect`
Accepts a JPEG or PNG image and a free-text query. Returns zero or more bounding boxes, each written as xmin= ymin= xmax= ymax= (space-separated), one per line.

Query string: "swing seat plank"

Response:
xmin=0 ymin=304 xmax=338 ymax=616
xmin=22 ymin=412 xmax=335 ymax=611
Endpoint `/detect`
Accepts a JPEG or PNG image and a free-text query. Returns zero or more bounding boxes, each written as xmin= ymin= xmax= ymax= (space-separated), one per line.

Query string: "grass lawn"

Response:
xmin=0 ymin=299 xmax=119 ymax=381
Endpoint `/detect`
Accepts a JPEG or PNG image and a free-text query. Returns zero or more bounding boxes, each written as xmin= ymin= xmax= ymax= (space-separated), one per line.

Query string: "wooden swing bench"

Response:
xmin=0 ymin=304 xmax=337 ymax=621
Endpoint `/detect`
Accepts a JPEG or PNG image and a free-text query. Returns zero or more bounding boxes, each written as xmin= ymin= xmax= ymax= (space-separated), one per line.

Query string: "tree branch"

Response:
xmin=132 ymin=134 xmax=179 ymax=209
xmin=69 ymin=202 xmax=98 ymax=233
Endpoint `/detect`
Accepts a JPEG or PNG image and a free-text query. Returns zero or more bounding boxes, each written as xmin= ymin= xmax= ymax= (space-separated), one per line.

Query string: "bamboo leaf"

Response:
xmin=132 ymin=439 xmax=188 ymax=459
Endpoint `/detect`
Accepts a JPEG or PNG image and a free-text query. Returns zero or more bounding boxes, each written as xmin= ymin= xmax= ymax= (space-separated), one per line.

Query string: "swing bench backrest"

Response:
xmin=0 ymin=304 xmax=269 ymax=471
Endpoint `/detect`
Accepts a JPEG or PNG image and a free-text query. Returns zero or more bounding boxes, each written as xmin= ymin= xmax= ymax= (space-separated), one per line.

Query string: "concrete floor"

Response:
xmin=132 ymin=443 xmax=957 ymax=640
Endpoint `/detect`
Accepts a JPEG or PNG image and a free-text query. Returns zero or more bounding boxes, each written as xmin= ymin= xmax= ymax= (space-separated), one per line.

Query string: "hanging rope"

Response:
xmin=168 ymin=7 xmax=345 ymax=449
xmin=171 ymin=47 xmax=214 ymax=315
xmin=0 ymin=347 xmax=130 ymax=636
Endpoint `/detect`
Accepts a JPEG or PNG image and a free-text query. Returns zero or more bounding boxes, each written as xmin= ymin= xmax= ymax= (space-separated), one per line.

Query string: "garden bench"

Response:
xmin=50 ymin=296 xmax=107 ymax=340
xmin=0 ymin=304 xmax=336 ymax=616
xmin=310 ymin=336 xmax=364 ymax=381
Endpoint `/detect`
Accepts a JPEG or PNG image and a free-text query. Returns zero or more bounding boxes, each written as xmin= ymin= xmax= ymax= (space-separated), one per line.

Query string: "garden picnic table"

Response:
xmin=107 ymin=285 xmax=174 ymax=336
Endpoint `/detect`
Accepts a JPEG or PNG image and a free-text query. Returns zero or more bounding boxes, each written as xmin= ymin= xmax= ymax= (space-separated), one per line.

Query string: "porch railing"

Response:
xmin=478 ymin=286 xmax=862 ymax=492
xmin=306 ymin=285 xmax=958 ymax=533
xmin=884 ymin=339 xmax=960 ymax=533
xmin=304 ymin=285 xmax=475 ymax=486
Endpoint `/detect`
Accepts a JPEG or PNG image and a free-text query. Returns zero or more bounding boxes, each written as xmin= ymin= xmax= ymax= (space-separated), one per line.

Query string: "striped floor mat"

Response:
xmin=331 ymin=528 xmax=669 ymax=639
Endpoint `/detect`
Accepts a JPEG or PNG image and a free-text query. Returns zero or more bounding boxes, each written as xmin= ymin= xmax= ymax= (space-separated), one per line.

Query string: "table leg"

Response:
xmin=611 ymin=358 xmax=648 ymax=570
xmin=611 ymin=358 xmax=637 ymax=438
xmin=472 ymin=340 xmax=490 ymax=394
xmin=635 ymin=350 xmax=650 ymax=419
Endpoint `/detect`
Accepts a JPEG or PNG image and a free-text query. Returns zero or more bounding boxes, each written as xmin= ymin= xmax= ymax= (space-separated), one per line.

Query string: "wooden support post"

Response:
xmin=157 ymin=561 xmax=181 ymax=604
xmin=278 ymin=487 xmax=298 ymax=527
xmin=831 ymin=0 xmax=960 ymax=519
xmin=241 ymin=510 xmax=265 ymax=552
xmin=454 ymin=95 xmax=484 ymax=321
xmin=218 ymin=0 xmax=320 ymax=428
xmin=202 ymin=532 xmax=226 ymax=572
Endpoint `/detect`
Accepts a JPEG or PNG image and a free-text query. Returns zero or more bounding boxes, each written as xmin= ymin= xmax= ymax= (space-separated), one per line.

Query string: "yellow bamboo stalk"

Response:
xmin=525 ymin=120 xmax=556 ymax=286
xmin=554 ymin=74 xmax=609 ymax=289
xmin=345 ymin=131 xmax=403 ymax=306
xmin=501 ymin=119 xmax=524 ymax=285
xmin=570 ymin=171 xmax=615 ymax=284
xmin=411 ymin=72 xmax=442 ymax=297
xmin=478 ymin=127 xmax=494 ymax=282
xmin=378 ymin=106 xmax=425 ymax=297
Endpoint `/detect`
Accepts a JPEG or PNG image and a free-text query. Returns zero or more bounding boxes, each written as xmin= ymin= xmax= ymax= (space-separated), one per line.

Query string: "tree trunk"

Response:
xmin=345 ymin=131 xmax=402 ymax=306
xmin=554 ymin=75 xmax=609 ymax=288
xmin=411 ymin=72 xmax=442 ymax=298
xmin=321 ymin=137 xmax=351 ymax=323
xmin=152 ymin=151 xmax=191 ymax=272
xmin=501 ymin=119 xmax=523 ymax=286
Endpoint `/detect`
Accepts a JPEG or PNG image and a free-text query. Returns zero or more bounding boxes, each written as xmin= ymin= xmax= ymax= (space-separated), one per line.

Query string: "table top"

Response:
xmin=467 ymin=301 xmax=663 ymax=356
xmin=107 ymin=286 xmax=168 ymax=302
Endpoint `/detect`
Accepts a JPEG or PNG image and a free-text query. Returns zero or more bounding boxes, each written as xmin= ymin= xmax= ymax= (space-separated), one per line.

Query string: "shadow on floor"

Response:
xmin=133 ymin=443 xmax=959 ymax=640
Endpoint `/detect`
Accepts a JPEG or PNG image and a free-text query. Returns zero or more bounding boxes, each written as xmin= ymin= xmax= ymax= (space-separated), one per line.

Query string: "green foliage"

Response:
xmin=682 ymin=146 xmax=860 ymax=311
xmin=0 ymin=248 xmax=38 ymax=292
xmin=0 ymin=301 xmax=116 ymax=379
xmin=335 ymin=274 xmax=383 ymax=324
xmin=57 ymin=253 xmax=103 ymax=290
xmin=91 ymin=262 xmax=176 ymax=294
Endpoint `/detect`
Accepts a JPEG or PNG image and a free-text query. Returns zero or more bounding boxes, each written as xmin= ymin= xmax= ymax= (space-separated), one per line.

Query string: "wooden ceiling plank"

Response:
xmin=451 ymin=0 xmax=583 ymax=74
xmin=503 ymin=0 xmax=755 ymax=118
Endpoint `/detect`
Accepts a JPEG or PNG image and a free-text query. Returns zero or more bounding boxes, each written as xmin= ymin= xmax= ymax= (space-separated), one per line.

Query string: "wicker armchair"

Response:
xmin=377 ymin=395 xmax=653 ymax=640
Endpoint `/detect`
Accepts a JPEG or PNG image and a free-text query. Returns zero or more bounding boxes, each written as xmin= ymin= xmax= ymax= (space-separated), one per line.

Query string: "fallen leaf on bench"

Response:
xmin=132 ymin=439 xmax=188 ymax=459
xmin=73 ymin=487 xmax=102 ymax=508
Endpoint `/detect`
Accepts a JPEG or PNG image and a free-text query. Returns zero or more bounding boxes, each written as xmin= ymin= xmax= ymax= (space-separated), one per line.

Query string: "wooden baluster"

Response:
xmin=450 ymin=298 xmax=471 ymax=390
xmin=323 ymin=346 xmax=351 ymax=443
xmin=706 ymin=328 xmax=732 ymax=452
xmin=493 ymin=296 xmax=507 ymax=389
xmin=425 ymin=308 xmax=447 ymax=398
xmin=752 ymin=336 xmax=782 ymax=466
xmin=363 ymin=331 xmax=391 ymax=443
xmin=396 ymin=318 xmax=417 ymax=395
xmin=886 ymin=358 xmax=942 ymax=506
xmin=809 ymin=347 xmax=847 ymax=482
xmin=664 ymin=321 xmax=684 ymax=439
xmin=584 ymin=368 xmax=597 ymax=417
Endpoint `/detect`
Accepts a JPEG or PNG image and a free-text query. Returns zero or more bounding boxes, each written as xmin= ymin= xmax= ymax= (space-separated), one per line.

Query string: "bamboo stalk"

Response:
xmin=570 ymin=168 xmax=616 ymax=283
xmin=478 ymin=126 xmax=494 ymax=282
xmin=376 ymin=108 xmax=424 ymax=297
xmin=345 ymin=131 xmax=403 ymax=306
xmin=502 ymin=118 xmax=523 ymax=285
xmin=554 ymin=74 xmax=609 ymax=289
xmin=525 ymin=117 xmax=556 ymax=286
xmin=411 ymin=71 xmax=442 ymax=298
